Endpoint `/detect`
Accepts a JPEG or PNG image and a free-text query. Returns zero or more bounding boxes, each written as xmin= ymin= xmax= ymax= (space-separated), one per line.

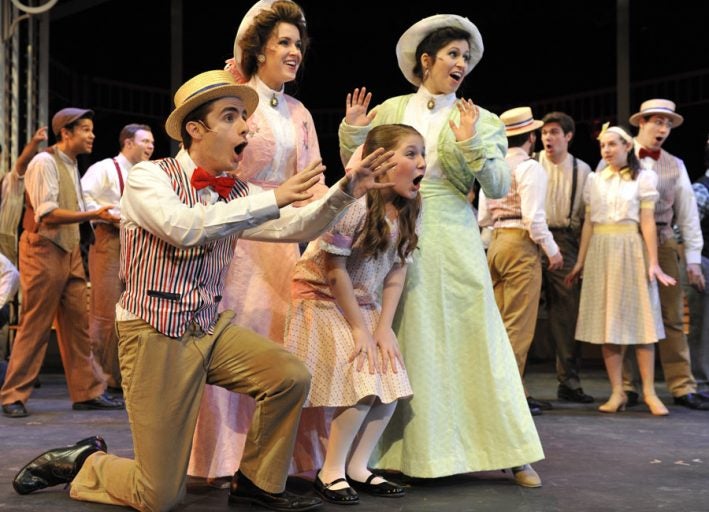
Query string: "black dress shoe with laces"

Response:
xmin=314 ymin=473 xmax=359 ymax=504
xmin=557 ymin=385 xmax=594 ymax=403
xmin=72 ymin=392 xmax=124 ymax=411
xmin=347 ymin=473 xmax=405 ymax=498
xmin=13 ymin=436 xmax=106 ymax=494
xmin=673 ymin=393 xmax=709 ymax=410
xmin=229 ymin=470 xmax=323 ymax=511
xmin=2 ymin=400 xmax=28 ymax=418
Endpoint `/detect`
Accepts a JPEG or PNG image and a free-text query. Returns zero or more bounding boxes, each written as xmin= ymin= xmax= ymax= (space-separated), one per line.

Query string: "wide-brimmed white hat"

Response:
xmin=629 ymin=98 xmax=684 ymax=128
xmin=396 ymin=14 xmax=483 ymax=87
xmin=164 ymin=70 xmax=258 ymax=141
xmin=500 ymin=107 xmax=544 ymax=137
xmin=233 ymin=0 xmax=305 ymax=77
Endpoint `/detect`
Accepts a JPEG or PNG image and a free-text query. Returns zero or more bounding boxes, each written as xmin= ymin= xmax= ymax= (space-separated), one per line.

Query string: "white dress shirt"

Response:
xmin=81 ymin=152 xmax=132 ymax=218
xmin=538 ymin=152 xmax=591 ymax=230
xmin=478 ymin=147 xmax=559 ymax=258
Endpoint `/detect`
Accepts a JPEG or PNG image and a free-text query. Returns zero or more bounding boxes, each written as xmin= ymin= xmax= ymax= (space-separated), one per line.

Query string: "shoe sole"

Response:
xmin=313 ymin=487 xmax=360 ymax=505
xmin=228 ymin=494 xmax=324 ymax=511
xmin=72 ymin=404 xmax=124 ymax=411
xmin=3 ymin=411 xmax=29 ymax=418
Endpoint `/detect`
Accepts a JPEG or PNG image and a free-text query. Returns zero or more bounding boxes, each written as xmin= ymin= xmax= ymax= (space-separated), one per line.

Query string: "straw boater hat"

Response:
xmin=396 ymin=14 xmax=484 ymax=87
xmin=164 ymin=70 xmax=259 ymax=141
xmin=500 ymin=107 xmax=544 ymax=137
xmin=629 ymin=98 xmax=684 ymax=128
xmin=232 ymin=0 xmax=304 ymax=77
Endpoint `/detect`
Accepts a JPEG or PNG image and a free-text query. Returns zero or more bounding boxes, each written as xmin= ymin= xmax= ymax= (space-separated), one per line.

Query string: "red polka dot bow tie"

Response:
xmin=190 ymin=166 xmax=235 ymax=199
xmin=638 ymin=147 xmax=661 ymax=160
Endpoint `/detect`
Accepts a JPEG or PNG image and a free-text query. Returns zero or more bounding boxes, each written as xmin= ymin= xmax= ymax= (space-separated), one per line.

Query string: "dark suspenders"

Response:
xmin=112 ymin=158 xmax=125 ymax=196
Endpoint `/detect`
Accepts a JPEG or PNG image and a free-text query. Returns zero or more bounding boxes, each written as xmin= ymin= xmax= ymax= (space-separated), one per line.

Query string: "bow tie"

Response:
xmin=639 ymin=147 xmax=661 ymax=161
xmin=190 ymin=167 xmax=235 ymax=199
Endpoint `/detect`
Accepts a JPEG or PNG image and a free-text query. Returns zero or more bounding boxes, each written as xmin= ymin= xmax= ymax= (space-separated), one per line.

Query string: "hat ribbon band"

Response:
xmin=183 ymin=82 xmax=233 ymax=102
xmin=505 ymin=117 xmax=534 ymax=129
xmin=642 ymin=106 xmax=676 ymax=114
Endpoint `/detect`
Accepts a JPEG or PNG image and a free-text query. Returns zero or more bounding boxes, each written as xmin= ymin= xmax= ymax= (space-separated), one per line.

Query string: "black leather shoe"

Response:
xmin=73 ymin=393 xmax=124 ymax=411
xmin=2 ymin=401 xmax=28 ymax=418
xmin=673 ymin=393 xmax=709 ymax=411
xmin=314 ymin=473 xmax=359 ymax=504
xmin=106 ymin=386 xmax=123 ymax=396
xmin=229 ymin=470 xmax=323 ymax=511
xmin=347 ymin=473 xmax=405 ymax=498
xmin=13 ymin=436 xmax=106 ymax=494
xmin=527 ymin=399 xmax=542 ymax=416
xmin=557 ymin=385 xmax=594 ymax=403
xmin=527 ymin=396 xmax=553 ymax=411
xmin=626 ymin=391 xmax=640 ymax=407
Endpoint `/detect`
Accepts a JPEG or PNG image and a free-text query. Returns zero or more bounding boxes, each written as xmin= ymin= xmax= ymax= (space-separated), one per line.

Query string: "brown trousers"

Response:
xmin=88 ymin=224 xmax=123 ymax=388
xmin=623 ymin=238 xmax=696 ymax=396
xmin=70 ymin=311 xmax=310 ymax=511
xmin=488 ymin=228 xmax=542 ymax=390
xmin=0 ymin=232 xmax=106 ymax=405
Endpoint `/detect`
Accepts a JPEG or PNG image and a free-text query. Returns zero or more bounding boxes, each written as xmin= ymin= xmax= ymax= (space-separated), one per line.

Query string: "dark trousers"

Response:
xmin=538 ymin=229 xmax=584 ymax=389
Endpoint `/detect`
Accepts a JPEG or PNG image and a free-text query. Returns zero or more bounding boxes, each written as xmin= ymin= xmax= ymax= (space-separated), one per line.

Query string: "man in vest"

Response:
xmin=12 ymin=70 xmax=395 ymax=511
xmin=0 ymin=108 xmax=124 ymax=418
xmin=535 ymin=112 xmax=594 ymax=404
xmin=81 ymin=123 xmax=155 ymax=393
xmin=683 ymin=133 xmax=709 ymax=392
xmin=479 ymin=106 xmax=563 ymax=417
xmin=624 ymin=99 xmax=708 ymax=410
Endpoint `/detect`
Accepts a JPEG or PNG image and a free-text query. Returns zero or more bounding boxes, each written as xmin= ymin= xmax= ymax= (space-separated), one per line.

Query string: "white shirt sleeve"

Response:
xmin=673 ymin=160 xmax=703 ymax=264
xmin=518 ymin=160 xmax=559 ymax=258
xmin=24 ymin=152 xmax=60 ymax=221
xmin=121 ymin=160 xmax=355 ymax=249
xmin=81 ymin=159 xmax=111 ymax=213
xmin=476 ymin=188 xmax=492 ymax=228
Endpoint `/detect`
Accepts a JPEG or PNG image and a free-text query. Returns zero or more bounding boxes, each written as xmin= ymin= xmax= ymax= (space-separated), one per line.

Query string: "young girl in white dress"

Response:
xmin=566 ymin=125 xmax=676 ymax=415
xmin=284 ymin=124 xmax=424 ymax=505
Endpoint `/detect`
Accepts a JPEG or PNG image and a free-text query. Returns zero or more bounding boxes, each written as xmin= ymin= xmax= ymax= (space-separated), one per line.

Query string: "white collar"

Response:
xmin=414 ymin=85 xmax=457 ymax=111
xmin=251 ymin=75 xmax=286 ymax=107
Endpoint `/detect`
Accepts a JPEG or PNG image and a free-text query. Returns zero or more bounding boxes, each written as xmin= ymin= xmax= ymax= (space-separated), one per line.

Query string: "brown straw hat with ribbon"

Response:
xmin=164 ymin=70 xmax=259 ymax=141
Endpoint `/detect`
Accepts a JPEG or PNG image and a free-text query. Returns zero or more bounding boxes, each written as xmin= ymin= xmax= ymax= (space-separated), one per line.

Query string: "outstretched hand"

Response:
xmin=341 ymin=148 xmax=396 ymax=198
xmin=345 ymin=87 xmax=376 ymax=126
xmin=274 ymin=159 xmax=326 ymax=207
xmin=94 ymin=205 xmax=120 ymax=224
xmin=448 ymin=98 xmax=479 ymax=142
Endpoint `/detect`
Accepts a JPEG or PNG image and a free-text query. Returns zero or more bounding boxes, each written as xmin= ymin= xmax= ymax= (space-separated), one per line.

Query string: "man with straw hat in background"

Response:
xmin=479 ymin=106 xmax=563 ymax=417
xmin=622 ymin=98 xmax=709 ymax=411
xmin=11 ymin=69 xmax=396 ymax=511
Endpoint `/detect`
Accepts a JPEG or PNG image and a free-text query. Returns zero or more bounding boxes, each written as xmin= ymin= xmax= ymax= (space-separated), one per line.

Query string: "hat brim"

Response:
xmin=629 ymin=109 xmax=684 ymax=128
xmin=396 ymin=14 xmax=484 ymax=87
xmin=505 ymin=119 xmax=544 ymax=137
xmin=164 ymin=84 xmax=259 ymax=141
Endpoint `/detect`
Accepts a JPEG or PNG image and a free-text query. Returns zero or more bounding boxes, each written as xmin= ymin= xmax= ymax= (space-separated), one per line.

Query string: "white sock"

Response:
xmin=319 ymin=402 xmax=371 ymax=490
xmin=346 ymin=399 xmax=397 ymax=485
